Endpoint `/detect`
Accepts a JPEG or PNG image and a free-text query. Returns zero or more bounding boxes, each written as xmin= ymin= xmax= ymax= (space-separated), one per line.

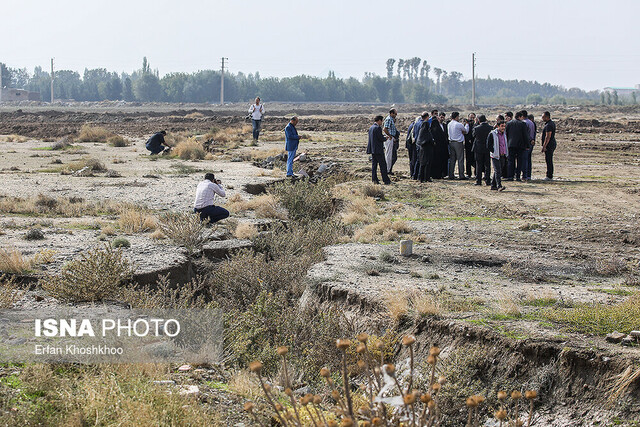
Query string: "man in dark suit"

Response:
xmin=505 ymin=111 xmax=531 ymax=181
xmin=367 ymin=115 xmax=391 ymax=185
xmin=471 ymin=115 xmax=493 ymax=186
xmin=416 ymin=111 xmax=435 ymax=182
xmin=464 ymin=113 xmax=477 ymax=178
xmin=430 ymin=112 xmax=448 ymax=179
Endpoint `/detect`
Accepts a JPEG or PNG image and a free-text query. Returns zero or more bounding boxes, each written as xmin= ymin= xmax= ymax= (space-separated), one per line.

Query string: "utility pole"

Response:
xmin=472 ymin=53 xmax=476 ymax=107
xmin=0 ymin=62 xmax=3 ymax=104
xmin=50 ymin=58 xmax=55 ymax=104
xmin=220 ymin=57 xmax=228 ymax=105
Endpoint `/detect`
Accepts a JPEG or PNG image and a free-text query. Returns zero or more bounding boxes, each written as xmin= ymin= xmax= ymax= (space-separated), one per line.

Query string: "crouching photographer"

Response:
xmin=193 ymin=173 xmax=229 ymax=223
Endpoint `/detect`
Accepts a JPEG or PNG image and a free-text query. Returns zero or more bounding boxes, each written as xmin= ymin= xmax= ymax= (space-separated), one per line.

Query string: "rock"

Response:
xmin=178 ymin=364 xmax=193 ymax=372
xmin=178 ymin=385 xmax=200 ymax=396
xmin=316 ymin=163 xmax=329 ymax=174
xmin=605 ymin=331 xmax=626 ymax=343
xmin=400 ymin=240 xmax=413 ymax=256
xmin=295 ymin=386 xmax=310 ymax=396
xmin=153 ymin=380 xmax=176 ymax=385
xmin=299 ymin=153 xmax=308 ymax=162
xmin=629 ymin=330 xmax=640 ymax=338
xmin=297 ymin=169 xmax=309 ymax=178
xmin=421 ymin=256 xmax=431 ymax=263
xmin=231 ymin=157 xmax=242 ymax=162
xmin=202 ymin=239 xmax=253 ymax=260
xmin=621 ymin=337 xmax=635 ymax=346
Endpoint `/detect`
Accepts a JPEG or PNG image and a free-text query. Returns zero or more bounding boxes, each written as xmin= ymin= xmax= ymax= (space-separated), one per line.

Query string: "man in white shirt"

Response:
xmin=193 ymin=173 xmax=229 ymax=223
xmin=447 ymin=111 xmax=469 ymax=180
xmin=248 ymin=97 xmax=265 ymax=143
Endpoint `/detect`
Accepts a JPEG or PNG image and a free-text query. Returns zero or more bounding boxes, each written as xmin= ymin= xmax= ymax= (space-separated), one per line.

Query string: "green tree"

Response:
xmin=606 ymin=92 xmax=612 ymax=105
xmin=600 ymin=92 xmax=605 ymax=105
xmin=122 ymin=77 xmax=134 ymax=101
xmin=613 ymin=90 xmax=619 ymax=105
xmin=134 ymin=73 xmax=163 ymax=101
xmin=385 ymin=59 xmax=395 ymax=79
xmin=632 ymin=92 xmax=637 ymax=105
xmin=526 ymin=93 xmax=543 ymax=105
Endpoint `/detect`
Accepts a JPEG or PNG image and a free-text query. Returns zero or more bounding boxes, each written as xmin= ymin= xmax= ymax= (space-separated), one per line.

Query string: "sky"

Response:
xmin=2 ymin=0 xmax=639 ymax=91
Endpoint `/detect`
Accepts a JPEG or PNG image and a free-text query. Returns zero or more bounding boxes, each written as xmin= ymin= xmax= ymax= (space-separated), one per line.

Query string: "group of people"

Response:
xmin=368 ymin=108 xmax=557 ymax=190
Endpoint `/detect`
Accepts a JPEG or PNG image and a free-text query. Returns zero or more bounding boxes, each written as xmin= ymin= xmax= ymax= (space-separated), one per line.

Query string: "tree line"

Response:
xmin=0 ymin=57 xmax=605 ymax=105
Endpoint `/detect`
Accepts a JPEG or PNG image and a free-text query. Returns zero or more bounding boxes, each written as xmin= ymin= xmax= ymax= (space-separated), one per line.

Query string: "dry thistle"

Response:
xmin=427 ymin=355 xmax=437 ymax=365
xmin=249 ymin=361 xmax=263 ymax=373
xmin=357 ymin=332 xmax=369 ymax=343
xmin=404 ymin=393 xmax=416 ymax=405
xmin=356 ymin=343 xmax=366 ymax=354
xmin=342 ymin=418 xmax=354 ymax=427
xmin=421 ymin=393 xmax=432 ymax=403
xmin=243 ymin=401 xmax=255 ymax=412
xmin=438 ymin=376 xmax=447 ymax=385
xmin=327 ymin=421 xmax=338 ymax=427
xmin=277 ymin=346 xmax=289 ymax=356
xmin=402 ymin=335 xmax=416 ymax=346
xmin=384 ymin=364 xmax=396 ymax=375
xmin=320 ymin=367 xmax=331 ymax=378
xmin=511 ymin=390 xmax=523 ymax=400
xmin=285 ymin=388 xmax=293 ymax=396
xmin=371 ymin=417 xmax=383 ymax=426
xmin=466 ymin=397 xmax=479 ymax=408
xmin=498 ymin=391 xmax=507 ymax=401
xmin=429 ymin=346 xmax=441 ymax=356
xmin=525 ymin=390 xmax=537 ymax=400
xmin=431 ymin=383 xmax=441 ymax=392
xmin=495 ymin=409 xmax=507 ymax=420
xmin=336 ymin=339 xmax=351 ymax=350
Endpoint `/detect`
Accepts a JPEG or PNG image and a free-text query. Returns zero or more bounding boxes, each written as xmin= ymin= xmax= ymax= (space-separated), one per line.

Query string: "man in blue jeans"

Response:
xmin=284 ymin=116 xmax=300 ymax=177
xmin=193 ymin=173 xmax=229 ymax=223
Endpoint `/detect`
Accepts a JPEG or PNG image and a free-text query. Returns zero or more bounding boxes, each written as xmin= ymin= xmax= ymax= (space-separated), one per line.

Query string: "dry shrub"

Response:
xmin=120 ymin=275 xmax=209 ymax=309
xmin=159 ymin=212 xmax=213 ymax=252
xmin=174 ymin=138 xmax=206 ymax=160
xmin=76 ymin=125 xmax=114 ymax=142
xmin=411 ymin=292 xmax=442 ymax=317
xmin=363 ymin=184 xmax=385 ymax=199
xmin=65 ymin=157 xmax=106 ymax=173
xmin=224 ymin=194 xmax=285 ymax=219
xmin=0 ymin=274 xmax=24 ymax=308
xmin=3 ymin=134 xmax=28 ymax=143
xmin=118 ymin=208 xmax=157 ymax=233
xmin=203 ymin=126 xmax=248 ymax=144
xmin=383 ymin=291 xmax=409 ymax=321
xmin=341 ymin=197 xmax=378 ymax=225
xmin=353 ymin=218 xmax=412 ymax=243
xmin=587 ymin=257 xmax=629 ymax=277
xmin=271 ymin=179 xmax=335 ymax=222
xmin=107 ymin=135 xmax=130 ymax=147
xmin=41 ymin=244 xmax=133 ymax=302
xmin=235 ymin=223 xmax=258 ymax=239
xmin=149 ymin=229 xmax=166 ymax=240
xmin=101 ymin=225 xmax=116 ymax=236
xmin=0 ymin=195 xmax=122 ymax=217
xmin=51 ymin=136 xmax=73 ymax=150
xmin=249 ymin=147 xmax=284 ymax=162
xmin=184 ymin=111 xmax=205 ymax=118
xmin=1 ymin=364 xmax=217 ymax=426
xmin=164 ymin=131 xmax=189 ymax=147
xmin=492 ymin=293 xmax=522 ymax=318
xmin=0 ymin=248 xmax=55 ymax=274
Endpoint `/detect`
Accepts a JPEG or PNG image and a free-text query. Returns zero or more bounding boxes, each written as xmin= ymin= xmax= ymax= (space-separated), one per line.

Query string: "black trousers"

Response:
xmin=418 ymin=144 xmax=434 ymax=182
xmin=465 ymin=142 xmax=475 ymax=177
xmin=507 ymin=147 xmax=522 ymax=179
xmin=372 ymin=153 xmax=391 ymax=184
xmin=545 ymin=147 xmax=555 ymax=178
xmin=407 ymin=143 xmax=418 ymax=178
xmin=475 ymin=151 xmax=491 ymax=184
xmin=389 ymin=138 xmax=399 ymax=173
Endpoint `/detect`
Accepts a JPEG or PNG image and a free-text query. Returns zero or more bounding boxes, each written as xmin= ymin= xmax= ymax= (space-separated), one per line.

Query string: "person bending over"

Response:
xmin=193 ymin=173 xmax=230 ymax=223
xmin=146 ymin=130 xmax=171 ymax=155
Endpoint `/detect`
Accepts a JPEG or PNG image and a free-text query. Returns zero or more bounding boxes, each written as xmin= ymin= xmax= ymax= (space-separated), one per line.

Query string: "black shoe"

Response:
xmin=459 ymin=176 xmax=468 ymax=180
xmin=490 ymin=187 xmax=498 ymax=191
xmin=515 ymin=178 xmax=522 ymax=182
xmin=504 ymin=178 xmax=514 ymax=182
xmin=383 ymin=181 xmax=392 ymax=185
xmin=373 ymin=181 xmax=380 ymax=185
xmin=474 ymin=181 xmax=482 ymax=186
xmin=498 ymin=185 xmax=506 ymax=192
xmin=426 ymin=178 xmax=433 ymax=182
xmin=485 ymin=181 xmax=492 ymax=186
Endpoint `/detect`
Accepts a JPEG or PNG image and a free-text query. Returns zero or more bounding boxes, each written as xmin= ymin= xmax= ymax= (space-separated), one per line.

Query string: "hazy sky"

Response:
xmin=2 ymin=0 xmax=639 ymax=91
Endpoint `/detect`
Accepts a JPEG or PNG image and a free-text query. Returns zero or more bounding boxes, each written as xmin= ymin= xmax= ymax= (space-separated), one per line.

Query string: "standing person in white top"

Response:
xmin=248 ymin=97 xmax=265 ymax=143
xmin=193 ymin=173 xmax=229 ymax=223
xmin=447 ymin=111 xmax=469 ymax=180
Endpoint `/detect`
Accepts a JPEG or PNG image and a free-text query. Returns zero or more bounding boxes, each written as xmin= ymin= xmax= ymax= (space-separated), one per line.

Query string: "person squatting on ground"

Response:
xmin=145 ymin=130 xmax=171 ymax=155
xmin=541 ymin=111 xmax=556 ymax=180
xmin=367 ymin=115 xmax=391 ymax=185
xmin=193 ymin=173 xmax=230 ymax=223
xmin=416 ymin=111 xmax=435 ymax=182
xmin=488 ymin=120 xmax=508 ymax=191
xmin=249 ymin=97 xmax=265 ymax=142
xmin=472 ymin=115 xmax=493 ymax=186
xmin=447 ymin=112 xmax=469 ymax=180
xmin=382 ymin=108 xmax=398 ymax=173
xmin=284 ymin=116 xmax=300 ymax=177
xmin=431 ymin=112 xmax=449 ymax=179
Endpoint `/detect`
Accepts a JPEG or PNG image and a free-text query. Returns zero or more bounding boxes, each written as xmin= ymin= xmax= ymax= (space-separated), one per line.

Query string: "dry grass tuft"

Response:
xmin=235 ymin=223 xmax=258 ymax=239
xmin=159 ymin=212 xmax=213 ymax=252
xmin=0 ymin=274 xmax=24 ymax=308
xmin=0 ymin=195 xmax=123 ymax=217
xmin=76 ymin=125 xmax=114 ymax=142
xmin=101 ymin=225 xmax=116 ymax=236
xmin=64 ymin=157 xmax=107 ymax=173
xmin=107 ymin=135 xmax=130 ymax=147
xmin=118 ymin=208 xmax=157 ymax=233
xmin=353 ymin=219 xmax=412 ymax=242
xmin=3 ymin=134 xmax=28 ymax=143
xmin=224 ymin=194 xmax=286 ymax=219
xmin=492 ymin=293 xmax=522 ymax=318
xmin=149 ymin=229 xmax=166 ymax=240
xmin=174 ymin=138 xmax=206 ymax=160
xmin=184 ymin=111 xmax=205 ymax=118
xmin=363 ymin=184 xmax=385 ymax=199
xmin=0 ymin=248 xmax=56 ymax=274
xmin=341 ymin=197 xmax=378 ymax=225
xmin=383 ymin=291 xmax=409 ymax=321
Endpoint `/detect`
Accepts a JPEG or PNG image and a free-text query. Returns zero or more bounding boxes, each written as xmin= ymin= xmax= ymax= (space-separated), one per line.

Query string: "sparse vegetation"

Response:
xmin=235 ymin=222 xmax=258 ymax=239
xmin=76 ymin=125 xmax=114 ymax=142
xmin=41 ymin=244 xmax=134 ymax=302
xmin=159 ymin=211 xmax=213 ymax=252
xmin=0 ymin=194 xmax=123 ymax=217
xmin=118 ymin=208 xmax=157 ymax=233
xmin=0 ymin=248 xmax=56 ymax=274
xmin=224 ymin=194 xmax=286 ymax=219
xmin=174 ymin=138 xmax=206 ymax=160
xmin=272 ymin=179 xmax=335 ymax=221
xmin=353 ymin=218 xmax=412 ymax=242
xmin=112 ymin=237 xmax=131 ymax=248
xmin=107 ymin=135 xmax=130 ymax=147
xmin=0 ymin=274 xmax=23 ymax=308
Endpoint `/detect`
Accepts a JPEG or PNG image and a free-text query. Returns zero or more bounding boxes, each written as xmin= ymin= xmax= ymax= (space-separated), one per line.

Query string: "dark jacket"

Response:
xmin=416 ymin=120 xmax=434 ymax=147
xmin=471 ymin=122 xmax=493 ymax=154
xmin=430 ymin=119 xmax=447 ymax=146
xmin=367 ymin=123 xmax=386 ymax=155
xmin=146 ymin=132 xmax=166 ymax=150
xmin=284 ymin=122 xmax=299 ymax=151
xmin=505 ymin=119 xmax=530 ymax=150
xmin=405 ymin=122 xmax=415 ymax=149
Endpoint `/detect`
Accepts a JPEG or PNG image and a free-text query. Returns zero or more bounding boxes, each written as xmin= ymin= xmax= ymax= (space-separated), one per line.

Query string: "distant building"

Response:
xmin=0 ymin=88 xmax=41 ymax=102
xmin=603 ymin=85 xmax=640 ymax=97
